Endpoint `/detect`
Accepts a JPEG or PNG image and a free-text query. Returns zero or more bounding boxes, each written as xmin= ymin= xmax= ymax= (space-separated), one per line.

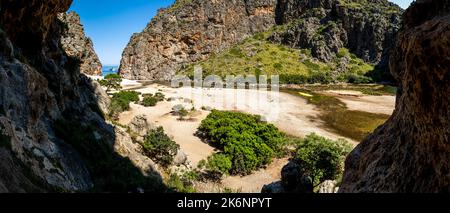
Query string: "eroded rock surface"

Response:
xmin=119 ymin=0 xmax=277 ymax=80
xmin=58 ymin=11 xmax=102 ymax=76
xmin=340 ymin=0 xmax=450 ymax=193
xmin=270 ymin=0 xmax=402 ymax=77
xmin=0 ymin=0 xmax=164 ymax=192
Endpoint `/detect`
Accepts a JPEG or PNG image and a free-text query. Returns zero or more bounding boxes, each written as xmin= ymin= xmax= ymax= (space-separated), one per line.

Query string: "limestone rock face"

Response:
xmin=0 ymin=0 xmax=93 ymax=192
xmin=119 ymin=0 xmax=277 ymax=80
xmin=318 ymin=180 xmax=338 ymax=193
xmin=129 ymin=114 xmax=157 ymax=137
xmin=270 ymin=0 xmax=402 ymax=74
xmin=340 ymin=0 xmax=450 ymax=193
xmin=58 ymin=11 xmax=102 ymax=76
xmin=0 ymin=0 xmax=164 ymax=192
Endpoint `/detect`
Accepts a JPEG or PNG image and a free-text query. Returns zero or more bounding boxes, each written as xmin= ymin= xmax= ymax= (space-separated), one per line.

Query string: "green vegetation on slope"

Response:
xmin=53 ymin=119 xmax=167 ymax=192
xmin=178 ymin=25 xmax=376 ymax=84
xmin=198 ymin=110 xmax=289 ymax=175
xmin=338 ymin=0 xmax=403 ymax=14
xmin=162 ymin=0 xmax=194 ymax=14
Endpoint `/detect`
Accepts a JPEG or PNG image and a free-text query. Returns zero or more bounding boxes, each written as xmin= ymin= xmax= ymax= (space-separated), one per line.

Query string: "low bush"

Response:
xmin=342 ymin=73 xmax=374 ymax=84
xmin=142 ymin=127 xmax=180 ymax=168
xmin=109 ymin=91 xmax=140 ymax=119
xmin=141 ymin=92 xmax=165 ymax=107
xmin=279 ymin=74 xmax=308 ymax=84
xmin=201 ymin=154 xmax=232 ymax=175
xmin=167 ymin=173 xmax=196 ymax=193
xmin=199 ymin=110 xmax=287 ymax=175
xmin=154 ymin=92 xmax=166 ymax=101
xmin=294 ymin=133 xmax=353 ymax=186
xmin=308 ymin=71 xmax=333 ymax=84
xmin=142 ymin=96 xmax=159 ymax=107
xmin=178 ymin=107 xmax=189 ymax=120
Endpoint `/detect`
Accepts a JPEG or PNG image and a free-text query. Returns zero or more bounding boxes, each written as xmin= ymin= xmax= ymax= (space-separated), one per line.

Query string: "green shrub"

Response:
xmin=280 ymin=74 xmax=308 ymax=84
xmin=113 ymin=91 xmax=140 ymax=103
xmin=142 ymin=127 xmax=180 ymax=167
xmin=167 ymin=174 xmax=196 ymax=193
xmin=109 ymin=91 xmax=140 ymax=119
xmin=154 ymin=92 xmax=166 ymax=101
xmin=203 ymin=154 xmax=232 ymax=175
xmin=253 ymin=33 xmax=265 ymax=40
xmin=304 ymin=60 xmax=321 ymax=71
xmin=294 ymin=133 xmax=353 ymax=186
xmin=99 ymin=74 xmax=122 ymax=92
xmin=344 ymin=73 xmax=373 ymax=84
xmin=142 ymin=96 xmax=159 ymax=107
xmin=308 ymin=71 xmax=333 ymax=84
xmin=273 ymin=63 xmax=283 ymax=69
xmin=199 ymin=110 xmax=287 ymax=175
xmin=178 ymin=107 xmax=189 ymax=120
xmin=141 ymin=92 xmax=165 ymax=107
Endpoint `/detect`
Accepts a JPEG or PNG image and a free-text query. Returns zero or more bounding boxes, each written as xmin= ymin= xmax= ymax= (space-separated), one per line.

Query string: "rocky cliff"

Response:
xmin=119 ymin=0 xmax=277 ymax=80
xmin=0 ymin=0 xmax=163 ymax=192
xmin=340 ymin=0 xmax=450 ymax=193
xmin=270 ymin=0 xmax=402 ymax=79
xmin=58 ymin=11 xmax=102 ymax=76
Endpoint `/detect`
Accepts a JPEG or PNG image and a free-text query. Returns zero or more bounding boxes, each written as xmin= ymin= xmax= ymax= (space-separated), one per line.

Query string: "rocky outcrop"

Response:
xmin=0 ymin=0 xmax=92 ymax=192
xmin=58 ymin=11 xmax=102 ymax=76
xmin=120 ymin=0 xmax=402 ymax=81
xmin=129 ymin=114 xmax=157 ymax=138
xmin=270 ymin=0 xmax=402 ymax=73
xmin=340 ymin=0 xmax=450 ymax=193
xmin=119 ymin=0 xmax=277 ymax=80
xmin=318 ymin=180 xmax=338 ymax=193
xmin=0 ymin=0 xmax=164 ymax=192
xmin=262 ymin=161 xmax=314 ymax=193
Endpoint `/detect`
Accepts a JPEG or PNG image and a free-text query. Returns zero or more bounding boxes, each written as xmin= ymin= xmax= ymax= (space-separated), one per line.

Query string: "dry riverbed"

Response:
xmin=116 ymin=81 xmax=396 ymax=192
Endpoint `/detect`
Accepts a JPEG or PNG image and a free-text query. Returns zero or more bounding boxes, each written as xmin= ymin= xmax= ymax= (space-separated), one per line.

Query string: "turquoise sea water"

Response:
xmin=102 ymin=66 xmax=119 ymax=77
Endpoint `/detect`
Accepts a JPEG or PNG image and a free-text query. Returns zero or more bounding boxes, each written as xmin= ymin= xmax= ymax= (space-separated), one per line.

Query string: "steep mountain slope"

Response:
xmin=340 ymin=0 xmax=450 ymax=193
xmin=178 ymin=27 xmax=376 ymax=84
xmin=271 ymin=0 xmax=402 ymax=80
xmin=119 ymin=0 xmax=277 ymax=80
xmin=0 ymin=0 xmax=163 ymax=192
xmin=120 ymin=0 xmax=402 ymax=82
xmin=58 ymin=11 xmax=102 ymax=76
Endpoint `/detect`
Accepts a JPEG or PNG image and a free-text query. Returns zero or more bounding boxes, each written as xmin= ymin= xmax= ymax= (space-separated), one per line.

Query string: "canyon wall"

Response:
xmin=270 ymin=0 xmax=402 ymax=79
xmin=58 ymin=11 xmax=102 ymax=76
xmin=119 ymin=0 xmax=277 ymax=80
xmin=120 ymin=0 xmax=402 ymax=81
xmin=340 ymin=0 xmax=450 ymax=193
xmin=0 ymin=0 xmax=163 ymax=192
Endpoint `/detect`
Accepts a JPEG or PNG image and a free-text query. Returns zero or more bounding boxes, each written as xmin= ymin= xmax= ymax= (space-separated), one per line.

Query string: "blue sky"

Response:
xmin=69 ymin=0 xmax=175 ymax=65
xmin=69 ymin=0 xmax=413 ymax=66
